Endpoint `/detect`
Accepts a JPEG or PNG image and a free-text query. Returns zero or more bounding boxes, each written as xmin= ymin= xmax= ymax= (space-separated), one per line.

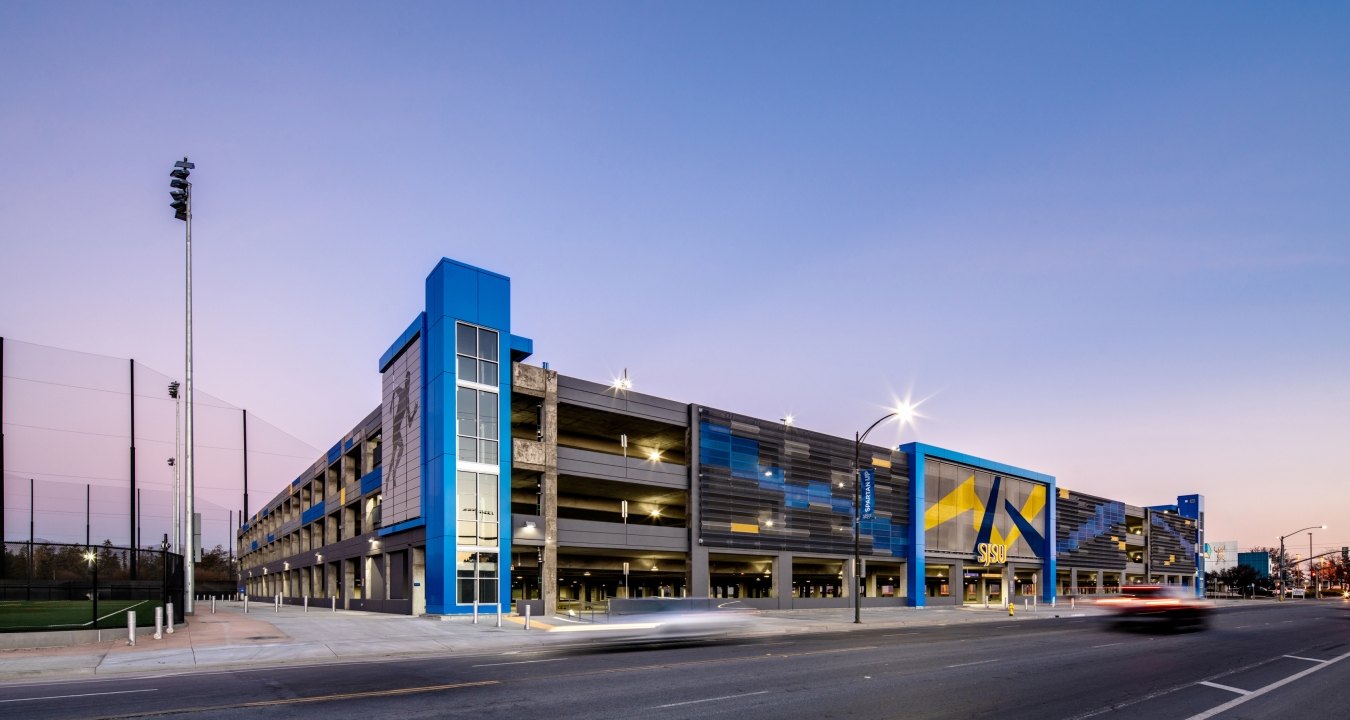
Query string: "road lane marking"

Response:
xmin=0 ymin=689 xmax=158 ymax=704
xmin=779 ymin=646 xmax=878 ymax=658
xmin=1185 ymin=649 xmax=1350 ymax=720
xmin=239 ymin=680 xmax=499 ymax=707
xmin=1199 ymin=681 xmax=1250 ymax=695
xmin=1283 ymin=655 xmax=1326 ymax=663
xmin=945 ymin=658 xmax=999 ymax=669
xmin=653 ymin=690 xmax=769 ymax=708
xmin=1092 ymin=642 xmax=1123 ymax=649
xmin=883 ymin=632 xmax=919 ymax=637
xmin=472 ymin=658 xmax=564 ymax=667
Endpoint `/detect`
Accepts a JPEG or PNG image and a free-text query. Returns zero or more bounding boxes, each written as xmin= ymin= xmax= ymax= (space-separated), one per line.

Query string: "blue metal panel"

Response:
xmin=360 ymin=467 xmax=382 ymax=496
xmin=344 ymin=438 xmax=354 ymax=451
xmin=905 ymin=446 xmax=926 ymax=607
xmin=378 ymin=517 xmax=425 ymax=537
xmin=327 ymin=443 xmax=341 ymax=464
xmin=509 ymin=333 xmax=534 ymax=361
xmin=907 ymin=443 xmax=1054 ymax=484
xmin=379 ymin=313 xmax=425 ymax=373
xmin=266 ymin=533 xmax=274 ymax=543
xmin=301 ymin=503 xmax=324 ymax=526
xmin=477 ymin=272 xmax=511 ymax=329
xmin=251 ymin=540 xmax=258 ymax=551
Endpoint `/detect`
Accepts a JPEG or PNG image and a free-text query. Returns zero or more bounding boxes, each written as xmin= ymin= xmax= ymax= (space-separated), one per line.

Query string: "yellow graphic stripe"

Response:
xmin=994 ymin=485 xmax=1047 ymax=547
xmin=730 ymin=522 xmax=760 ymax=534
xmin=924 ymin=475 xmax=982 ymax=530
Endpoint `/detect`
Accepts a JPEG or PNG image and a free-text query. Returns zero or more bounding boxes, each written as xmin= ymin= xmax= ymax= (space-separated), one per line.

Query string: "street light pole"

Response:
xmin=852 ymin=404 xmax=915 ymax=624
xmin=1278 ymin=524 xmax=1324 ymax=601
xmin=170 ymin=157 xmax=195 ymax=614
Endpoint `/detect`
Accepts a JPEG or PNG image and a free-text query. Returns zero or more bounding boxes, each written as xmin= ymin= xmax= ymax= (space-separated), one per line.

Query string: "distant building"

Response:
xmin=1238 ymin=551 xmax=1272 ymax=579
xmin=1205 ymin=540 xmax=1238 ymax=573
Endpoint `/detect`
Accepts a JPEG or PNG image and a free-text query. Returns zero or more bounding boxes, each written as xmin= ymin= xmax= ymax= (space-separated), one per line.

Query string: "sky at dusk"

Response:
xmin=2 ymin=3 xmax=1348 ymax=555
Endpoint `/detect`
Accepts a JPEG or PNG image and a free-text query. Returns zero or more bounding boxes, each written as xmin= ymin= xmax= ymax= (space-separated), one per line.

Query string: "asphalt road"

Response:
xmin=2 ymin=602 xmax=1346 ymax=720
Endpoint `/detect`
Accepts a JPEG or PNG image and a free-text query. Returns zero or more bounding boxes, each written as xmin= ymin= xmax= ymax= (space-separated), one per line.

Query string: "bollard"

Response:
xmin=1024 ymin=598 xmax=1029 ymax=611
xmin=496 ymin=604 xmax=502 ymax=628
xmin=212 ymin=597 xmax=216 ymax=614
xmin=473 ymin=601 xmax=479 ymax=625
xmin=275 ymin=594 xmax=280 ymax=613
xmin=332 ymin=596 xmax=337 ymax=612
xmin=1071 ymin=597 xmax=1076 ymax=610
xmin=127 ymin=610 xmax=137 ymax=646
xmin=166 ymin=602 xmax=175 ymax=633
xmin=304 ymin=595 xmax=309 ymax=613
xmin=155 ymin=606 xmax=164 ymax=640
xmin=244 ymin=596 xmax=249 ymax=614
xmin=524 ymin=603 xmax=531 ymax=630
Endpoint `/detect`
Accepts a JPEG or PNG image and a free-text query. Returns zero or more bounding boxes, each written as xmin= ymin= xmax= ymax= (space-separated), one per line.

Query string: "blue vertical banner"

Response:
xmin=859 ymin=468 xmax=875 ymax=520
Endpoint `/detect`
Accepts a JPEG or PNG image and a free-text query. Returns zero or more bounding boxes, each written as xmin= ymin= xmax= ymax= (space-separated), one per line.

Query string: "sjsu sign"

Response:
xmin=977 ymin=542 xmax=1008 ymax=566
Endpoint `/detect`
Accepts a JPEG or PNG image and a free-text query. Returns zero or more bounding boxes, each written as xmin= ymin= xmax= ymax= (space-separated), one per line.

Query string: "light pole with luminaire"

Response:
xmin=853 ymin=401 xmax=916 ymax=624
xmin=84 ymin=549 xmax=98 ymax=629
xmin=1278 ymin=524 xmax=1324 ymax=601
xmin=169 ymin=157 xmax=195 ymax=614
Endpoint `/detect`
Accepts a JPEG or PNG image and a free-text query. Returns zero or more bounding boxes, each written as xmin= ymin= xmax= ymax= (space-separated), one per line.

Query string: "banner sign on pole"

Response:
xmin=860 ymin=469 xmax=876 ymax=520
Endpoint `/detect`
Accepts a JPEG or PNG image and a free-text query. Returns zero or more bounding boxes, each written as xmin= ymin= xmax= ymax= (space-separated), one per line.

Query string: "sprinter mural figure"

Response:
xmin=388 ymin=370 xmax=418 ymax=486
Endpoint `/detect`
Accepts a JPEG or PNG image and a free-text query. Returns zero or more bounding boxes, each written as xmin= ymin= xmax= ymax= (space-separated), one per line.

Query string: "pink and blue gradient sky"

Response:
xmin=2 ymin=3 xmax=1348 ymax=554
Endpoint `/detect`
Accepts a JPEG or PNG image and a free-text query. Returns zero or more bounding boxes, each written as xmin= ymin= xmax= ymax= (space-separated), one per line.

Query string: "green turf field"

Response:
xmin=0 ymin=599 xmax=157 ymax=631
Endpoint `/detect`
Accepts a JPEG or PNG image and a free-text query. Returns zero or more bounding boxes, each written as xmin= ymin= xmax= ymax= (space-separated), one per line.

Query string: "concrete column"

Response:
xmin=691 ymin=545 xmax=710 ymax=598
xmin=948 ymin=560 xmax=964 ymax=606
xmin=541 ymin=369 xmax=559 ymax=618
xmin=773 ymin=553 xmax=792 ymax=609
xmin=1095 ymin=570 xmax=1105 ymax=594
xmin=1070 ymin=567 xmax=1079 ymax=595
xmin=843 ymin=556 xmax=856 ymax=599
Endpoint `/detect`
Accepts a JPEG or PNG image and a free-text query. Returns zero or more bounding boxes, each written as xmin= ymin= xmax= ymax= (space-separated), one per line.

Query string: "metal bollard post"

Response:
xmin=275 ymin=594 xmax=280 ymax=613
xmin=496 ymin=604 xmax=502 ymax=628
xmin=332 ymin=596 xmax=337 ymax=612
xmin=473 ymin=601 xmax=479 ymax=624
xmin=127 ymin=610 xmax=137 ymax=646
xmin=155 ymin=607 xmax=164 ymax=640
xmin=166 ymin=602 xmax=175 ymax=633
xmin=1071 ymin=597 xmax=1076 ymax=609
xmin=304 ymin=596 xmax=309 ymax=613
xmin=212 ymin=597 xmax=216 ymax=614
xmin=524 ymin=603 xmax=531 ymax=630
xmin=244 ymin=596 xmax=249 ymax=614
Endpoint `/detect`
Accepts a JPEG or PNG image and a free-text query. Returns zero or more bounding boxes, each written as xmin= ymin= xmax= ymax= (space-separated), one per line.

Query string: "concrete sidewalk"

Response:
xmin=0 ymin=597 xmax=1262 ymax=684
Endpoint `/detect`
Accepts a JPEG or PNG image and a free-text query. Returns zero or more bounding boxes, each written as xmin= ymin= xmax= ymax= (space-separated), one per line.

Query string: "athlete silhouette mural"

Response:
xmin=388 ymin=369 xmax=418 ymax=487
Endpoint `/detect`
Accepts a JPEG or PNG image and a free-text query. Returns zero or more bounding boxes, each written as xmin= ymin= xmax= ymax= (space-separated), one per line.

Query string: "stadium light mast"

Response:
xmin=170 ymin=157 xmax=196 ymax=614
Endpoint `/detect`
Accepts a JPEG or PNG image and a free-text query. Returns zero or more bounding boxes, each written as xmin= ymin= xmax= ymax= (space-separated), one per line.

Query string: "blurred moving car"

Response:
xmin=549 ymin=606 xmax=755 ymax=645
xmin=1097 ymin=585 xmax=1213 ymax=629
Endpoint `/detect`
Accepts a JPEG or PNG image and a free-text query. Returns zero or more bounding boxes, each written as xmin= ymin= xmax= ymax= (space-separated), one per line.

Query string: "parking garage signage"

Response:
xmin=977 ymin=543 xmax=1008 ymax=566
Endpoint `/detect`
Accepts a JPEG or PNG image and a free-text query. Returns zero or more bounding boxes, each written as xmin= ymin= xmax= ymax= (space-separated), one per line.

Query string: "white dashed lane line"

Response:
xmin=1199 ymin=681 xmax=1250 ymax=695
xmin=1184 ymin=649 xmax=1350 ymax=720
